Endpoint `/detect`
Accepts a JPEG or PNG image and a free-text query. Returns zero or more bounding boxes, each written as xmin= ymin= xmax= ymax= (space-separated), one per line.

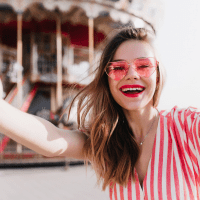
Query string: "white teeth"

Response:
xmin=122 ymin=88 xmax=144 ymax=92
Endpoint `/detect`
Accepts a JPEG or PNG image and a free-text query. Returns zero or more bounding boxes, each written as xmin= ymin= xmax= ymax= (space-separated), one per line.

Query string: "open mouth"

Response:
xmin=119 ymin=85 xmax=145 ymax=97
xmin=121 ymin=87 xmax=145 ymax=94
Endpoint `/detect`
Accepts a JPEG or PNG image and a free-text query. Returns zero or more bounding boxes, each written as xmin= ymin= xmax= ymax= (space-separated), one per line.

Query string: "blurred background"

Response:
xmin=156 ymin=0 xmax=200 ymax=109
xmin=0 ymin=0 xmax=199 ymax=199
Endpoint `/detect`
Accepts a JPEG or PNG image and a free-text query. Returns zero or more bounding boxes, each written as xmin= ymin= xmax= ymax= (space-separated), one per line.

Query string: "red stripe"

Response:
xmin=114 ymin=184 xmax=118 ymax=200
xmin=193 ymin=119 xmax=200 ymax=156
xmin=0 ymin=136 xmax=10 ymax=153
xmin=183 ymin=113 xmax=195 ymax=148
xmin=184 ymin=140 xmax=198 ymax=174
xmin=50 ymin=112 xmax=55 ymax=120
xmin=158 ymin=115 xmax=164 ymax=200
xmin=135 ymin=172 xmax=140 ymax=199
xmin=166 ymin=117 xmax=172 ymax=200
xmin=172 ymin=111 xmax=195 ymax=200
xmin=173 ymin=116 xmax=195 ymax=185
xmin=177 ymin=110 xmax=185 ymax=130
xmin=127 ymin=174 xmax=132 ymax=200
xmin=150 ymin=129 xmax=157 ymax=199
xmin=173 ymin=154 xmax=180 ymax=200
xmin=192 ymin=119 xmax=200 ymax=173
xmin=120 ymin=186 xmax=124 ymax=200
xmin=182 ymin=168 xmax=187 ymax=200
xmin=109 ymin=182 xmax=113 ymax=200
xmin=6 ymin=76 xmax=26 ymax=104
xmin=143 ymin=175 xmax=148 ymax=200
xmin=20 ymin=84 xmax=39 ymax=112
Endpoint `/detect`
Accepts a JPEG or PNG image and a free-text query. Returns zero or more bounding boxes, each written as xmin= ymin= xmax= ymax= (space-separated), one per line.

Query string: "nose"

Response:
xmin=125 ymin=64 xmax=140 ymax=80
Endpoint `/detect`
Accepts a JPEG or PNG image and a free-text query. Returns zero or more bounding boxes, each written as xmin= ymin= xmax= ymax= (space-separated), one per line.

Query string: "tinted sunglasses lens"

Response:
xmin=106 ymin=62 xmax=127 ymax=80
xmin=135 ymin=58 xmax=157 ymax=77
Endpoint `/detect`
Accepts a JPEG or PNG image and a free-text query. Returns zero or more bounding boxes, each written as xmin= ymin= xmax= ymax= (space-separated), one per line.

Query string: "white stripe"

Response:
xmin=182 ymin=112 xmax=198 ymax=198
xmin=170 ymin=152 xmax=176 ymax=199
xmin=181 ymin=109 xmax=185 ymax=124
xmin=174 ymin=109 xmax=186 ymax=143
xmin=116 ymin=183 xmax=120 ymax=200
xmin=146 ymin=158 xmax=151 ymax=199
xmin=184 ymin=175 xmax=190 ymax=200
xmin=188 ymin=138 xmax=199 ymax=174
xmin=153 ymin=120 xmax=160 ymax=200
xmin=124 ymin=182 xmax=128 ymax=200
xmin=193 ymin=117 xmax=200 ymax=169
xmin=171 ymin=124 xmax=184 ymax=199
xmin=131 ymin=176 xmax=136 ymax=200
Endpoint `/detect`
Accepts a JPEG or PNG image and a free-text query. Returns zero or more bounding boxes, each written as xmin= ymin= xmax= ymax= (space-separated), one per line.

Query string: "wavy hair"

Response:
xmin=68 ymin=27 xmax=165 ymax=190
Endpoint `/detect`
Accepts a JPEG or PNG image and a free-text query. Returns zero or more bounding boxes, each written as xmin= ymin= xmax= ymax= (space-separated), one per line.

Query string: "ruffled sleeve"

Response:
xmin=168 ymin=106 xmax=200 ymax=176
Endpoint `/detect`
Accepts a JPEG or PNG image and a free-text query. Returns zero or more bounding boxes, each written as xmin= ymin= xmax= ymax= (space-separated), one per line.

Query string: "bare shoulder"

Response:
xmin=57 ymin=128 xmax=88 ymax=160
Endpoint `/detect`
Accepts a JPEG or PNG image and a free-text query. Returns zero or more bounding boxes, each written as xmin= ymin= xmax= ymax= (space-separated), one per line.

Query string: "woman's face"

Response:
xmin=108 ymin=40 xmax=158 ymax=112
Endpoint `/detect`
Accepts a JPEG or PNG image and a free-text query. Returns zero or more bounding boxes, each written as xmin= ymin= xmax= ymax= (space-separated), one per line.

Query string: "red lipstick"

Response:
xmin=120 ymin=85 xmax=145 ymax=98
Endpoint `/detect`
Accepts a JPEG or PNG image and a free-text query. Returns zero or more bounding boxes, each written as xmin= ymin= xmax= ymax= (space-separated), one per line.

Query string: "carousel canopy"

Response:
xmin=0 ymin=0 xmax=164 ymax=35
xmin=0 ymin=20 xmax=105 ymax=48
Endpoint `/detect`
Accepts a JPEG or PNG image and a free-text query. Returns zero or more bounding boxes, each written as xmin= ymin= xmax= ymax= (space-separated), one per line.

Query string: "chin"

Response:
xmin=120 ymin=99 xmax=154 ymax=112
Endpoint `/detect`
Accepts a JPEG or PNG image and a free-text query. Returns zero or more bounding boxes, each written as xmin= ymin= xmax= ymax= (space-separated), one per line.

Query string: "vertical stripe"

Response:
xmin=172 ymin=110 xmax=195 ymax=200
xmin=114 ymin=184 xmax=118 ymax=200
xmin=173 ymin=154 xmax=180 ymax=200
xmin=144 ymin=161 xmax=151 ymax=200
xmin=162 ymin=116 xmax=169 ymax=199
xmin=116 ymin=184 xmax=121 ymax=200
xmin=158 ymin=114 xmax=164 ymax=200
xmin=123 ymin=183 xmax=128 ymax=200
xmin=127 ymin=175 xmax=132 ymax=200
xmin=108 ymin=107 xmax=200 ymax=200
xmin=166 ymin=118 xmax=172 ymax=200
xmin=182 ymin=169 xmax=188 ymax=200
xmin=120 ymin=186 xmax=124 ymax=200
xmin=143 ymin=173 xmax=148 ymax=200
xmin=178 ymin=145 xmax=195 ymax=197
xmin=150 ymin=130 xmax=157 ymax=199
xmin=193 ymin=119 xmax=200 ymax=163
xmin=135 ymin=174 xmax=141 ymax=200
xmin=171 ymin=154 xmax=176 ymax=199
xmin=110 ymin=182 xmax=113 ymax=200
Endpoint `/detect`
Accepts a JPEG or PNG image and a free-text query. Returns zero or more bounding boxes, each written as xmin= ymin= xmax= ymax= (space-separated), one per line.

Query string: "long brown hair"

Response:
xmin=68 ymin=27 xmax=165 ymax=190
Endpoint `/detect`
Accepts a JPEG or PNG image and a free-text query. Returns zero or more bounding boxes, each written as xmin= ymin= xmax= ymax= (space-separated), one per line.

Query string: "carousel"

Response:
xmin=0 ymin=0 xmax=163 ymax=167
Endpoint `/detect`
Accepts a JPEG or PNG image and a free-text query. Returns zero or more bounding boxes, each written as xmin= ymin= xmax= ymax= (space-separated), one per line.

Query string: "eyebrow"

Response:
xmin=111 ymin=59 xmax=126 ymax=62
xmin=112 ymin=57 xmax=149 ymax=62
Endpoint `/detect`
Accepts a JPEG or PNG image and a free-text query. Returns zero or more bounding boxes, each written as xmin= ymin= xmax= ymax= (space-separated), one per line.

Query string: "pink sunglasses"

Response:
xmin=105 ymin=57 xmax=158 ymax=81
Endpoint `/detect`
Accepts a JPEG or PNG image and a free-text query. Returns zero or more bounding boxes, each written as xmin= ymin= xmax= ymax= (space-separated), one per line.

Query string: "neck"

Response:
xmin=123 ymin=106 xmax=158 ymax=143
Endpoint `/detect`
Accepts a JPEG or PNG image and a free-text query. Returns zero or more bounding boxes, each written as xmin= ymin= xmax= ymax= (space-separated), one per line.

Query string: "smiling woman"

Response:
xmin=68 ymin=27 xmax=200 ymax=199
xmin=69 ymin=27 xmax=166 ymax=191
xmin=1 ymin=27 xmax=200 ymax=200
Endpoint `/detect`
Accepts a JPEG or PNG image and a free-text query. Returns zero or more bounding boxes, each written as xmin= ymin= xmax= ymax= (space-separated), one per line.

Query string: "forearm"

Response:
xmin=0 ymin=99 xmax=69 ymax=157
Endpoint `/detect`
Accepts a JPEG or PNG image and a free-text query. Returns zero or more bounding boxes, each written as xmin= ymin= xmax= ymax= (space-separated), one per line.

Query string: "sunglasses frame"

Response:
xmin=105 ymin=57 xmax=159 ymax=80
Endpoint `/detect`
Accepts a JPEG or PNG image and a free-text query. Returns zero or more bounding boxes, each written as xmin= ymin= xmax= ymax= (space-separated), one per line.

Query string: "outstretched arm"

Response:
xmin=0 ymin=98 xmax=87 ymax=160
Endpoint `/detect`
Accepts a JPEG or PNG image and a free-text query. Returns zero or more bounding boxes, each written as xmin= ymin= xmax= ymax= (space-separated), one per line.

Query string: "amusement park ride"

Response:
xmin=0 ymin=0 xmax=163 ymax=167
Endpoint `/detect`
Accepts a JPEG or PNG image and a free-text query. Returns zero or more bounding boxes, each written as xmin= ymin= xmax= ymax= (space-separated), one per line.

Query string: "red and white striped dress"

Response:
xmin=109 ymin=106 xmax=200 ymax=200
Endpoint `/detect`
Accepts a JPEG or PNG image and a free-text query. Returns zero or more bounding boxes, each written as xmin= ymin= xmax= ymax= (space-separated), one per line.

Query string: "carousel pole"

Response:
xmin=17 ymin=12 xmax=23 ymax=108
xmin=56 ymin=16 xmax=63 ymax=110
xmin=88 ymin=17 xmax=94 ymax=76
xmin=17 ymin=11 xmax=23 ymax=154
xmin=30 ymin=32 xmax=38 ymax=82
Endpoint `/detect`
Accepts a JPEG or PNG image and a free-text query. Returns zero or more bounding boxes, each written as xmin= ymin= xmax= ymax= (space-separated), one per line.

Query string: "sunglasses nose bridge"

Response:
xmin=126 ymin=62 xmax=140 ymax=78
